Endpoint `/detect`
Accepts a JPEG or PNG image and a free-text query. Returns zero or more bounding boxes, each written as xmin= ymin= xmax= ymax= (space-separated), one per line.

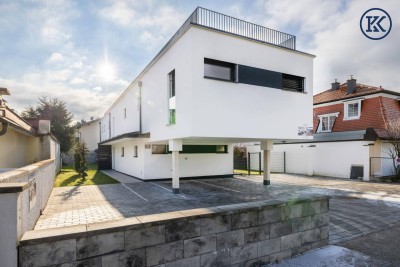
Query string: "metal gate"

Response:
xmin=234 ymin=148 xmax=286 ymax=175
xmin=97 ymin=145 xmax=112 ymax=170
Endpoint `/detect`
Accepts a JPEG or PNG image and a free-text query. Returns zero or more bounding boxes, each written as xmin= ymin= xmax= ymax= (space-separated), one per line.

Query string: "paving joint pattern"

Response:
xmin=35 ymin=173 xmax=400 ymax=247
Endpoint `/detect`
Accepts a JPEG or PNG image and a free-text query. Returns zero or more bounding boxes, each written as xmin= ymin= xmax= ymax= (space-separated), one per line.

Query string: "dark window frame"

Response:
xmin=152 ymin=145 xmax=168 ymax=154
xmin=133 ymin=145 xmax=138 ymax=157
xmin=204 ymin=58 xmax=237 ymax=82
xmin=282 ymin=73 xmax=305 ymax=92
xmin=121 ymin=147 xmax=125 ymax=157
xmin=168 ymin=70 xmax=176 ymax=125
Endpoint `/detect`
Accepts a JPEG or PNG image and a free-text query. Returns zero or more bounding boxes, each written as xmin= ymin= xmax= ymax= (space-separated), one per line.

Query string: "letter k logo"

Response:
xmin=366 ymin=15 xmax=386 ymax=32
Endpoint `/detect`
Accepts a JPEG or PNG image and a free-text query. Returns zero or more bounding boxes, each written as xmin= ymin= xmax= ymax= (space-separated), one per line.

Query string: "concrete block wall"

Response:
xmin=19 ymin=196 xmax=329 ymax=267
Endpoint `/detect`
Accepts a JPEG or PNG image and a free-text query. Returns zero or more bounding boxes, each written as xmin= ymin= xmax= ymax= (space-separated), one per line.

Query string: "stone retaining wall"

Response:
xmin=19 ymin=196 xmax=329 ymax=267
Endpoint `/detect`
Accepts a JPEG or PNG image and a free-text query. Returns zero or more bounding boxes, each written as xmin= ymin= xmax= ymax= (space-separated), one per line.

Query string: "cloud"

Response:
xmin=70 ymin=77 xmax=86 ymax=84
xmin=99 ymin=2 xmax=186 ymax=48
xmin=49 ymin=52 xmax=64 ymax=62
xmin=0 ymin=75 xmax=120 ymax=121
xmin=230 ymin=0 xmax=400 ymax=93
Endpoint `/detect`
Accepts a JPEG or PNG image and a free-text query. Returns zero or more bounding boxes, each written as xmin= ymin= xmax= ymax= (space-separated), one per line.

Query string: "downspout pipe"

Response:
xmin=138 ymin=81 xmax=142 ymax=133
xmin=0 ymin=121 xmax=8 ymax=136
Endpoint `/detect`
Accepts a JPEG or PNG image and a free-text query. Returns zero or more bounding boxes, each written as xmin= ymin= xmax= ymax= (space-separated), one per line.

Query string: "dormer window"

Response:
xmin=344 ymin=100 xmax=361 ymax=120
xmin=317 ymin=112 xmax=339 ymax=133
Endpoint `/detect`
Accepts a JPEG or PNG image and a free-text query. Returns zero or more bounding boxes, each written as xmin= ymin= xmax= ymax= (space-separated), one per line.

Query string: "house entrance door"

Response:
xmin=97 ymin=145 xmax=112 ymax=170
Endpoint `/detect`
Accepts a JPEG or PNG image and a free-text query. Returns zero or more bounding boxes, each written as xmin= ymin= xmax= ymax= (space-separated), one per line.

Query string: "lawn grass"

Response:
xmin=54 ymin=164 xmax=119 ymax=187
xmin=234 ymin=169 xmax=264 ymax=175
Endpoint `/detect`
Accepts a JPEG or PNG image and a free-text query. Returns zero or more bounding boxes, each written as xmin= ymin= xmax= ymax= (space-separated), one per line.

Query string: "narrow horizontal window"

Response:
xmin=152 ymin=145 xmax=168 ymax=154
xmin=282 ymin=74 xmax=304 ymax=92
xmin=180 ymin=145 xmax=228 ymax=154
xmin=204 ymin=58 xmax=236 ymax=82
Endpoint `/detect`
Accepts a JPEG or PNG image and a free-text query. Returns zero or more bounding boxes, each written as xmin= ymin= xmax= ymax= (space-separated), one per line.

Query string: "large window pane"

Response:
xmin=204 ymin=58 xmax=235 ymax=81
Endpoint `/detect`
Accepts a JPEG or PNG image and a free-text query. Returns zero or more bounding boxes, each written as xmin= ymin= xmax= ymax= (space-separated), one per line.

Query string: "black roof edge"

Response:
xmin=99 ymin=132 xmax=150 ymax=145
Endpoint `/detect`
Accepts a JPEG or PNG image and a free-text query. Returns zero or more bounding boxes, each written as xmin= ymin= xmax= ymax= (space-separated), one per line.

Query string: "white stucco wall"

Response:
xmin=189 ymin=27 xmax=313 ymax=141
xmin=78 ymin=120 xmax=100 ymax=151
xmin=0 ymin=128 xmax=41 ymax=168
xmin=100 ymin=26 xmax=314 ymax=143
xmin=111 ymin=140 xmax=233 ymax=180
xmin=112 ymin=140 xmax=145 ymax=178
xmin=274 ymin=141 xmax=371 ymax=179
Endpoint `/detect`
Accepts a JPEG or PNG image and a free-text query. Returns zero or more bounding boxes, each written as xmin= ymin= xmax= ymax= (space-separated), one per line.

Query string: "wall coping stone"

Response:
xmin=0 ymin=182 xmax=29 ymax=193
xmin=19 ymin=195 xmax=330 ymax=246
xmin=0 ymin=159 xmax=55 ymax=183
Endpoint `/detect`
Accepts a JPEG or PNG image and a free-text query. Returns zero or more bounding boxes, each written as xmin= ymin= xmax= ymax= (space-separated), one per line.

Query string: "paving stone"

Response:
xmin=230 ymin=258 xmax=258 ymax=267
xmin=244 ymin=224 xmax=270 ymax=244
xmin=270 ymin=221 xmax=293 ymax=238
xmin=200 ymin=215 xmax=231 ymax=235
xmin=302 ymin=228 xmax=321 ymax=244
xmin=165 ymin=219 xmax=201 ymax=242
xmin=165 ymin=256 xmax=200 ymax=267
xmin=281 ymin=232 xmax=302 ymax=250
xmin=258 ymin=237 xmax=281 ymax=257
xmin=313 ymin=213 xmax=329 ymax=228
xmin=58 ymin=257 xmax=102 ymax=267
xmin=146 ymin=241 xmax=183 ymax=266
xmin=184 ymin=235 xmax=216 ymax=258
xmin=216 ymin=229 xmax=245 ymax=250
xmin=77 ymin=232 xmax=124 ymax=259
xmin=258 ymin=256 xmax=270 ymax=266
xmin=269 ymin=249 xmax=292 ymax=263
xmin=125 ymin=225 xmax=165 ymax=250
xmin=231 ymin=211 xmax=257 ymax=230
xmin=258 ymin=207 xmax=283 ymax=225
xmin=19 ymin=239 xmax=76 ymax=267
xmin=102 ymin=249 xmax=145 ymax=267
xmin=282 ymin=204 xmax=303 ymax=220
xmin=321 ymin=225 xmax=329 ymax=240
xmin=200 ymin=250 xmax=231 ymax=267
xmin=231 ymin=243 xmax=258 ymax=264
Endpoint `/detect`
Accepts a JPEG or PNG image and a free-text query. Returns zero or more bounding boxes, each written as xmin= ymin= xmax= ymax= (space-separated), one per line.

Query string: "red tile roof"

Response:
xmin=313 ymin=83 xmax=400 ymax=105
xmin=312 ymin=82 xmax=400 ymax=140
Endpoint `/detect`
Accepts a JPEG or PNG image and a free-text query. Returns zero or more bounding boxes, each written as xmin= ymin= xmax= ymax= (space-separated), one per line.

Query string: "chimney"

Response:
xmin=347 ymin=75 xmax=357 ymax=94
xmin=331 ymin=79 xmax=340 ymax=90
xmin=0 ymin=87 xmax=10 ymax=107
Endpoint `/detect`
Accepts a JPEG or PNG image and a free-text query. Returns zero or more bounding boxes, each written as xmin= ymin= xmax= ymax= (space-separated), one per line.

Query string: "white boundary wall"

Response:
xmin=274 ymin=141 xmax=371 ymax=179
xmin=0 ymin=159 xmax=56 ymax=267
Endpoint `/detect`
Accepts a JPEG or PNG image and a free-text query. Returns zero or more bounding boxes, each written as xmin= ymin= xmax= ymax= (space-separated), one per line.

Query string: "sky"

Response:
xmin=1 ymin=0 xmax=399 ymax=121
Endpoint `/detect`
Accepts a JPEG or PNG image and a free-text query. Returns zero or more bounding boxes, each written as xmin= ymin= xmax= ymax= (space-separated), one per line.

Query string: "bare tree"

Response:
xmin=384 ymin=118 xmax=400 ymax=179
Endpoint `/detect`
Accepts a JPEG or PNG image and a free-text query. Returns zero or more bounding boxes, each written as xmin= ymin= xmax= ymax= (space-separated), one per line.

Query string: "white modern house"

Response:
xmin=99 ymin=7 xmax=315 ymax=193
xmin=76 ymin=118 xmax=100 ymax=163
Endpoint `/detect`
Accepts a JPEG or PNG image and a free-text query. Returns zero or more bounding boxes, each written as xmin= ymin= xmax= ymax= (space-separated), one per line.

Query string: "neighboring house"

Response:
xmin=76 ymin=118 xmax=100 ymax=163
xmin=273 ymin=77 xmax=400 ymax=180
xmin=0 ymin=88 xmax=61 ymax=172
xmin=98 ymin=7 xmax=315 ymax=192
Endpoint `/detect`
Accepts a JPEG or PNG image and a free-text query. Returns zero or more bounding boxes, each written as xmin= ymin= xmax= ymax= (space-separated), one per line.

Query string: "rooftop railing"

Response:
xmin=186 ymin=7 xmax=296 ymax=50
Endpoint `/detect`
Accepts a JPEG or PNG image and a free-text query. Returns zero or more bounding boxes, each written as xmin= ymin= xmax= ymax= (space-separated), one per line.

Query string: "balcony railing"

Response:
xmin=185 ymin=7 xmax=296 ymax=50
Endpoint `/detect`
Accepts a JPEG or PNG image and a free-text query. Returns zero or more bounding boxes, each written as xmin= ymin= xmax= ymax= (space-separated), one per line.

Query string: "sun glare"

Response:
xmin=98 ymin=61 xmax=116 ymax=81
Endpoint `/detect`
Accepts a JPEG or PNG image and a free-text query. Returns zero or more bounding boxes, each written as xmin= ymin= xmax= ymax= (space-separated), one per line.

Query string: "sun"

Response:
xmin=98 ymin=61 xmax=116 ymax=81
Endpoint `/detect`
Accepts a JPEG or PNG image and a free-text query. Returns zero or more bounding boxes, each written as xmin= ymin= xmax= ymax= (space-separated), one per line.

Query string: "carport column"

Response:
xmin=261 ymin=140 xmax=273 ymax=186
xmin=169 ymin=139 xmax=183 ymax=194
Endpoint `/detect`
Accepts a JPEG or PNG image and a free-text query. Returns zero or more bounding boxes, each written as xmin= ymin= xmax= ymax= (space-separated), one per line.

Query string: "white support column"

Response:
xmin=261 ymin=140 xmax=273 ymax=186
xmin=172 ymin=151 xmax=180 ymax=193
xmin=169 ymin=139 xmax=182 ymax=194
xmin=363 ymin=144 xmax=370 ymax=181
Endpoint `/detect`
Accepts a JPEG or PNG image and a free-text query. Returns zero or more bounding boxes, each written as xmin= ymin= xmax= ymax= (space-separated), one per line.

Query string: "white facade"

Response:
xmin=99 ymin=10 xmax=314 ymax=184
xmin=77 ymin=119 xmax=100 ymax=151
xmin=273 ymin=141 xmax=371 ymax=179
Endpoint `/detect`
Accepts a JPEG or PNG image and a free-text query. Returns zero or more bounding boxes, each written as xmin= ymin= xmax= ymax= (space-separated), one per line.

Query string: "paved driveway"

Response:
xmin=35 ymin=173 xmax=400 ymax=245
